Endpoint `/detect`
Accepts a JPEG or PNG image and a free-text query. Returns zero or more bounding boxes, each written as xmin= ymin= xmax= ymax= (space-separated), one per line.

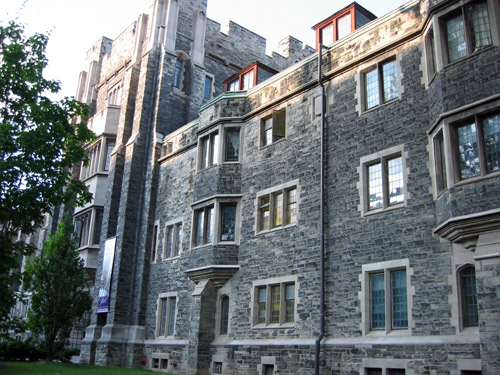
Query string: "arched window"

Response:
xmin=460 ymin=265 xmax=478 ymax=327
xmin=220 ymin=295 xmax=229 ymax=335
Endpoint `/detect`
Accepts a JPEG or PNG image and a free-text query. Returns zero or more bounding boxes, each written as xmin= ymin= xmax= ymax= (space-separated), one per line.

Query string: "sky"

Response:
xmin=0 ymin=0 xmax=409 ymax=100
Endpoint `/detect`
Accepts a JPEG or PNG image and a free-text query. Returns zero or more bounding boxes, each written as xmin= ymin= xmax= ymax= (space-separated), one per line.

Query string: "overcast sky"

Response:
xmin=1 ymin=0 xmax=409 ymax=99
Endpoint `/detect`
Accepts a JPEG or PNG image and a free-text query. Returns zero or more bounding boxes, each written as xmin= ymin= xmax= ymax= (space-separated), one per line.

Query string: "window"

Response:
xmin=224 ymin=127 xmax=240 ymax=162
xmin=220 ymin=203 xmax=236 ymax=241
xmin=434 ymin=130 xmax=447 ymax=194
xmin=219 ymin=295 xmax=229 ymax=335
xmin=321 ymin=23 xmax=334 ymax=46
xmin=359 ymin=146 xmax=406 ymax=214
xmin=157 ymin=295 xmax=176 ymax=337
xmin=257 ymin=184 xmax=298 ymax=233
xmin=173 ymin=59 xmax=182 ymax=88
xmin=453 ymin=112 xmax=500 ymax=181
xmin=459 ymin=266 xmax=478 ymax=327
xmin=74 ymin=208 xmax=103 ymax=248
xmin=192 ymin=197 xmax=241 ymax=247
xmin=263 ymin=365 xmax=275 ymax=375
xmin=360 ymin=259 xmax=413 ymax=335
xmin=163 ymin=222 xmax=182 ymax=259
xmin=103 ymin=139 xmax=115 ymax=171
xmin=253 ymin=277 xmax=296 ymax=327
xmin=425 ymin=27 xmax=437 ymax=79
xmin=204 ymin=75 xmax=213 ymax=99
xmin=199 ymin=131 xmax=219 ymax=170
xmin=370 ymin=270 xmax=408 ymax=330
xmin=228 ymin=79 xmax=239 ymax=91
xmin=444 ymin=1 xmax=492 ymax=64
xmin=261 ymin=108 xmax=286 ymax=147
xmin=150 ymin=222 xmax=159 ymax=263
xmin=193 ymin=205 xmax=214 ymax=247
xmin=107 ymin=83 xmax=122 ymax=106
xmin=214 ymin=362 xmax=223 ymax=373
xmin=366 ymin=369 xmax=405 ymax=375
xmin=363 ymin=58 xmax=399 ymax=110
xmin=242 ymin=70 xmax=255 ymax=90
xmin=198 ymin=126 xmax=242 ymax=170
xmin=337 ymin=13 xmax=352 ymax=40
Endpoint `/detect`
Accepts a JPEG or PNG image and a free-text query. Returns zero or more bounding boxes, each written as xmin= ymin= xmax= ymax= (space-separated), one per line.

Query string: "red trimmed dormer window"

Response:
xmin=223 ymin=62 xmax=278 ymax=92
xmin=312 ymin=2 xmax=376 ymax=51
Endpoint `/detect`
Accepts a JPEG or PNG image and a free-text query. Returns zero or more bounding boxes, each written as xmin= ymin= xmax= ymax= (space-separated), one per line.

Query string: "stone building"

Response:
xmin=68 ymin=0 xmax=500 ymax=374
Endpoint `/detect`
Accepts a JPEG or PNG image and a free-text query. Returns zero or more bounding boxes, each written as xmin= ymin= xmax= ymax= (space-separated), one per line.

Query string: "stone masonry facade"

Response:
xmin=60 ymin=0 xmax=500 ymax=374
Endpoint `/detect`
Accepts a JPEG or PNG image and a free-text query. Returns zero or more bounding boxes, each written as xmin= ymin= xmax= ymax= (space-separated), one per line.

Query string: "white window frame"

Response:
xmin=255 ymin=180 xmax=299 ymax=234
xmin=155 ymin=292 xmax=178 ymax=338
xmin=359 ymin=259 xmax=414 ymax=336
xmin=251 ymin=275 xmax=297 ymax=329
xmin=162 ymin=219 xmax=183 ymax=260
xmin=428 ymin=98 xmax=500 ymax=198
xmin=191 ymin=195 xmax=242 ymax=249
xmin=357 ymin=145 xmax=408 ymax=216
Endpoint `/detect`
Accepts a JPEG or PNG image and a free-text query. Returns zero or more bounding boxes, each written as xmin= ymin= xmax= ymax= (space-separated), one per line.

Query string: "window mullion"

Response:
xmin=382 ymin=158 xmax=389 ymax=208
xmin=385 ymin=269 xmax=391 ymax=333
xmin=266 ymin=285 xmax=271 ymax=325
xmin=475 ymin=115 xmax=488 ymax=176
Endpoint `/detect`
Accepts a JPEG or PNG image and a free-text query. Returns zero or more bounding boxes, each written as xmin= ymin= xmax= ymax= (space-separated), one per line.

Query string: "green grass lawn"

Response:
xmin=0 ymin=361 xmax=169 ymax=375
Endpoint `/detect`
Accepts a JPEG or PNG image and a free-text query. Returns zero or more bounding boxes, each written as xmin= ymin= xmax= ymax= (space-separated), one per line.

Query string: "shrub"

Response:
xmin=0 ymin=339 xmax=43 ymax=361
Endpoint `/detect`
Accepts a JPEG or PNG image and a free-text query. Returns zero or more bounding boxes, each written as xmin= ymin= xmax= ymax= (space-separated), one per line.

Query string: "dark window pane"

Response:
xmin=392 ymin=270 xmax=408 ymax=329
xmin=446 ymin=15 xmax=467 ymax=62
xmin=220 ymin=204 xmax=236 ymax=241
xmin=461 ymin=266 xmax=478 ymax=327
xmin=370 ymin=273 xmax=385 ymax=329
xmin=484 ymin=114 xmax=500 ymax=173
xmin=225 ymin=128 xmax=240 ymax=161
xmin=220 ymin=296 xmax=229 ymax=335
xmin=382 ymin=60 xmax=398 ymax=102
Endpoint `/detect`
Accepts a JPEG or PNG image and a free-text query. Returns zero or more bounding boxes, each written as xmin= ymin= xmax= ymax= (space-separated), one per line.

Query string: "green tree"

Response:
xmin=24 ymin=214 xmax=91 ymax=360
xmin=0 ymin=21 xmax=94 ymax=335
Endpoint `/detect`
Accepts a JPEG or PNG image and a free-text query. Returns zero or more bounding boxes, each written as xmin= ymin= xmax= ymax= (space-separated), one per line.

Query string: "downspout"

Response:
xmin=315 ymin=43 xmax=326 ymax=375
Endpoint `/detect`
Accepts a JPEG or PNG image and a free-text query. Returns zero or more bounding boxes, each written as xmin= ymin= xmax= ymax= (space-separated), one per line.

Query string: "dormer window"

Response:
xmin=223 ymin=62 xmax=278 ymax=92
xmin=312 ymin=2 xmax=376 ymax=50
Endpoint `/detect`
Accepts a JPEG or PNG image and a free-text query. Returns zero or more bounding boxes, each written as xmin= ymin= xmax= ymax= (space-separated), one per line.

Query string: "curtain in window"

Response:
xmin=225 ymin=129 xmax=240 ymax=161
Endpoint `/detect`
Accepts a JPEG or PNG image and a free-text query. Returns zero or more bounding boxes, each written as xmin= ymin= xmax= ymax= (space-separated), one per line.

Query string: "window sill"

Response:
xmin=77 ymin=244 xmax=100 ymax=251
xmin=197 ymin=164 xmax=218 ymax=174
xmin=453 ymin=170 xmax=500 ymax=188
xmin=173 ymin=87 xmax=186 ymax=98
xmin=191 ymin=241 xmax=238 ymax=250
xmin=81 ymin=171 xmax=109 ymax=182
xmin=366 ymin=328 xmax=410 ymax=337
xmin=162 ymin=255 xmax=181 ymax=262
xmin=362 ymin=202 xmax=405 ymax=217
xmin=252 ymin=323 xmax=295 ymax=330
xmin=443 ymin=45 xmax=494 ymax=70
xmin=256 ymin=222 xmax=298 ymax=236
xmin=259 ymin=138 xmax=286 ymax=150
xmin=361 ymin=98 xmax=399 ymax=115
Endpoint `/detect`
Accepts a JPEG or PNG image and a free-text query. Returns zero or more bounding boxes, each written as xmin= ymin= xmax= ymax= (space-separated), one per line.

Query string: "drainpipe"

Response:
xmin=315 ymin=43 xmax=326 ymax=375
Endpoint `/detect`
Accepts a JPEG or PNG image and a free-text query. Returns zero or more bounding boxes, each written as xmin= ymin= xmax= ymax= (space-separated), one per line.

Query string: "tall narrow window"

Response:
xmin=425 ymin=28 xmax=437 ymax=78
xmin=434 ymin=131 xmax=447 ymax=193
xmin=337 ymin=13 xmax=352 ymax=40
xmin=460 ymin=266 xmax=478 ymax=327
xmin=284 ymin=284 xmax=295 ymax=323
xmin=272 ymin=192 xmax=283 ymax=228
xmin=204 ymin=76 xmax=213 ymax=99
xmin=220 ymin=296 xmax=229 ymax=335
xmin=104 ymin=140 xmax=115 ymax=171
xmin=370 ymin=273 xmax=386 ymax=330
xmin=257 ymin=287 xmax=266 ymax=324
xmin=242 ymin=70 xmax=255 ymax=90
xmin=173 ymin=59 xmax=182 ymax=88
xmin=193 ymin=206 xmax=214 ymax=247
xmin=286 ymin=188 xmax=297 ymax=225
xmin=151 ymin=223 xmax=159 ymax=263
xmin=157 ymin=296 xmax=176 ymax=337
xmin=200 ymin=132 xmax=219 ymax=170
xmin=321 ymin=23 xmax=334 ymax=46
xmin=270 ymin=285 xmax=280 ymax=323
xmin=224 ymin=128 xmax=240 ymax=162
xmin=164 ymin=222 xmax=182 ymax=259
xmin=259 ymin=196 xmax=270 ymax=232
xmin=220 ymin=203 xmax=236 ymax=242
